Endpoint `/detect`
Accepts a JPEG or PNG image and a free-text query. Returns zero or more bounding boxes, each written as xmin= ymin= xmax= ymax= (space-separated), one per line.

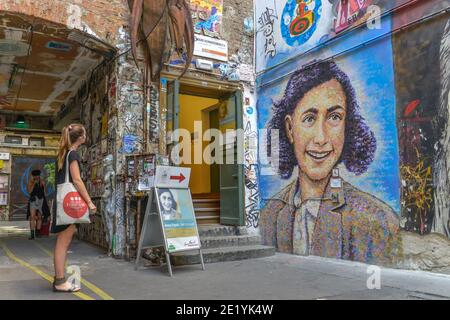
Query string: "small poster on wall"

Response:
xmin=138 ymin=175 xmax=154 ymax=191
xmin=0 ymin=192 xmax=8 ymax=206
xmin=0 ymin=175 xmax=8 ymax=189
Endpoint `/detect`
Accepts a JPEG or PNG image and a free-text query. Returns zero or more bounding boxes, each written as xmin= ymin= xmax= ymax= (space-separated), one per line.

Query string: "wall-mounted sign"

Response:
xmin=194 ymin=34 xmax=228 ymax=62
xmin=155 ymin=166 xmax=191 ymax=189
xmin=0 ymin=153 xmax=10 ymax=160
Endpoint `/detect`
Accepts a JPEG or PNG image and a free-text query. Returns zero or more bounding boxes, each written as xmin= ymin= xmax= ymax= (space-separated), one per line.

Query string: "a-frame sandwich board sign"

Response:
xmin=135 ymin=166 xmax=205 ymax=276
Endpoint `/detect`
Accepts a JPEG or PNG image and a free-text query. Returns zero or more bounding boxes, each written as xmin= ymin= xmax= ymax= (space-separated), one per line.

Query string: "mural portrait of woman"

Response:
xmin=260 ymin=60 xmax=401 ymax=265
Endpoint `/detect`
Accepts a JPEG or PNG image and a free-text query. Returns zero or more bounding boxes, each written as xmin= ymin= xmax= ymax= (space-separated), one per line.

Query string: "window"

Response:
xmin=4 ymin=135 xmax=22 ymax=145
xmin=29 ymin=137 xmax=45 ymax=147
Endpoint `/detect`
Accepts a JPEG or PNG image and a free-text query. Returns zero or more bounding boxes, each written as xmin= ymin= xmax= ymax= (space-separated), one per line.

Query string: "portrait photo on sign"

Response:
xmin=157 ymin=188 xmax=182 ymax=220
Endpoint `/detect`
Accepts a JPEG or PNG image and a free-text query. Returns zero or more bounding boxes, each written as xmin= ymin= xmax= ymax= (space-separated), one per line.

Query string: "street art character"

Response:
xmin=261 ymin=60 xmax=400 ymax=265
xmin=195 ymin=6 xmax=220 ymax=34
xmin=291 ymin=0 xmax=315 ymax=36
xmin=329 ymin=0 xmax=375 ymax=33
xmin=281 ymin=0 xmax=322 ymax=46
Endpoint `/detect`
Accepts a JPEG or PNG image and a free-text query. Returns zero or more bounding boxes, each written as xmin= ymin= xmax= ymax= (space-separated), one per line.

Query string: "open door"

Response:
xmin=166 ymin=79 xmax=180 ymax=149
xmin=219 ymin=91 xmax=244 ymax=226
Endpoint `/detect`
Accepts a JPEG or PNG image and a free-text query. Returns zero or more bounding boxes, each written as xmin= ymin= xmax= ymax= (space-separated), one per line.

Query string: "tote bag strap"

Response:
xmin=65 ymin=150 xmax=72 ymax=184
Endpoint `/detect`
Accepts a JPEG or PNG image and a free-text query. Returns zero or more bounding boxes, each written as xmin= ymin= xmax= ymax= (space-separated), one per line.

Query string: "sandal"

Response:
xmin=52 ymin=277 xmax=81 ymax=293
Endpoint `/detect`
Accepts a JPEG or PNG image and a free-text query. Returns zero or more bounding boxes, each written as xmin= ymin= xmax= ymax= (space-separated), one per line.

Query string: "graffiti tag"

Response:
xmin=258 ymin=7 xmax=278 ymax=58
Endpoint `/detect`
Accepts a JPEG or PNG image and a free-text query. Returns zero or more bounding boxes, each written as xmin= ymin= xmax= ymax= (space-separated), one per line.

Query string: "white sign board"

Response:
xmin=155 ymin=166 xmax=191 ymax=189
xmin=194 ymin=34 xmax=228 ymax=62
xmin=0 ymin=153 xmax=10 ymax=160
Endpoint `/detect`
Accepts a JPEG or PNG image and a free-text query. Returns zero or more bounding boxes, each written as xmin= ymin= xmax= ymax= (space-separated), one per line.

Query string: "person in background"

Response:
xmin=52 ymin=124 xmax=96 ymax=293
xmin=27 ymin=169 xmax=50 ymax=240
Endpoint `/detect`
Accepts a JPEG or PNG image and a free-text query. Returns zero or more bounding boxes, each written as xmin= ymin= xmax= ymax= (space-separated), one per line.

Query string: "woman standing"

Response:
xmin=52 ymin=124 xmax=97 ymax=292
xmin=27 ymin=169 xmax=46 ymax=240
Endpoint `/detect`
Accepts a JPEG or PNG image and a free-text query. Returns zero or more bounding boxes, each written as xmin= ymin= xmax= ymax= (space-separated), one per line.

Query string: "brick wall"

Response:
xmin=1 ymin=0 xmax=255 ymax=78
xmin=0 ymin=0 xmax=129 ymax=46
xmin=221 ymin=0 xmax=254 ymax=66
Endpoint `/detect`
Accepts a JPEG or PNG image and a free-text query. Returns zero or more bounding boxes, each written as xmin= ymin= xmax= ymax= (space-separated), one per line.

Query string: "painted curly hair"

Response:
xmin=267 ymin=60 xmax=376 ymax=179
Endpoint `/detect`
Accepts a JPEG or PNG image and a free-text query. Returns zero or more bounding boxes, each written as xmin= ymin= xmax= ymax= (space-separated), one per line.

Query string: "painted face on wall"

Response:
xmin=285 ymin=79 xmax=346 ymax=181
xmin=160 ymin=192 xmax=174 ymax=212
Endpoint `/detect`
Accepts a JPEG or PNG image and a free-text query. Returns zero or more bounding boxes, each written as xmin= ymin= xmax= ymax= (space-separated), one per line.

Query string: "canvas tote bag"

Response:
xmin=56 ymin=150 xmax=90 ymax=225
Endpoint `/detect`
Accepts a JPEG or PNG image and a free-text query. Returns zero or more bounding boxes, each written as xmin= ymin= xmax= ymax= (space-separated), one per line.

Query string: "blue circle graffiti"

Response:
xmin=20 ymin=165 xmax=55 ymax=198
xmin=281 ymin=0 xmax=322 ymax=47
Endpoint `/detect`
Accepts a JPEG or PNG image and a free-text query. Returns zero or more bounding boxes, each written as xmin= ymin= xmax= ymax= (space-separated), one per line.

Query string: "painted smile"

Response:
xmin=306 ymin=150 xmax=332 ymax=160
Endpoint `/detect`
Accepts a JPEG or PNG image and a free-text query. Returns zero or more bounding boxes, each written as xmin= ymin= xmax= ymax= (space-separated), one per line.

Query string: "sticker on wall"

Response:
xmin=281 ymin=0 xmax=322 ymax=46
xmin=46 ymin=41 xmax=72 ymax=52
xmin=122 ymin=135 xmax=137 ymax=154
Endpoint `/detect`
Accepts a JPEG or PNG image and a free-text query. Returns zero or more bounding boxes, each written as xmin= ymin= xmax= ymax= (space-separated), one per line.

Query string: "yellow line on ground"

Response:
xmin=0 ymin=240 xmax=94 ymax=300
xmin=33 ymin=241 xmax=114 ymax=300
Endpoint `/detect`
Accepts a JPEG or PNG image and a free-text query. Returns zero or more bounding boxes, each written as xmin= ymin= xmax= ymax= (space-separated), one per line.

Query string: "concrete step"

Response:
xmin=170 ymin=245 xmax=275 ymax=265
xmin=201 ymin=235 xmax=261 ymax=249
xmin=198 ymin=224 xmax=248 ymax=237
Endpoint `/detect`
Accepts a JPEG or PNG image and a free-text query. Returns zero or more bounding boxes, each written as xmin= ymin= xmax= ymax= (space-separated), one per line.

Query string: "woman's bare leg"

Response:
xmin=53 ymin=225 xmax=77 ymax=290
xmin=29 ymin=208 xmax=36 ymax=231
xmin=36 ymin=212 xmax=42 ymax=231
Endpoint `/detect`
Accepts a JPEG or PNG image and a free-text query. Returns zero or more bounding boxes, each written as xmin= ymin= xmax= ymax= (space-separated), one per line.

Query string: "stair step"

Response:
xmin=192 ymin=193 xmax=220 ymax=199
xmin=201 ymin=235 xmax=261 ymax=249
xmin=198 ymin=225 xmax=248 ymax=237
xmin=193 ymin=201 xmax=220 ymax=208
xmin=196 ymin=217 xmax=220 ymax=225
xmin=170 ymin=245 xmax=275 ymax=265
xmin=194 ymin=207 xmax=220 ymax=212
xmin=192 ymin=198 xmax=220 ymax=203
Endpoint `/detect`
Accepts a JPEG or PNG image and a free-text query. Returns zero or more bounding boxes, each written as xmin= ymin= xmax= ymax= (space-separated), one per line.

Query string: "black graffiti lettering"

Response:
xmin=149 ymin=85 xmax=160 ymax=144
xmin=258 ymin=7 xmax=277 ymax=58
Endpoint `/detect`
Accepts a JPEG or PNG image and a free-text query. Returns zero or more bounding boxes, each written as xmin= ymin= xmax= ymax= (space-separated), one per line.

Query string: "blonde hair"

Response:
xmin=57 ymin=124 xmax=85 ymax=170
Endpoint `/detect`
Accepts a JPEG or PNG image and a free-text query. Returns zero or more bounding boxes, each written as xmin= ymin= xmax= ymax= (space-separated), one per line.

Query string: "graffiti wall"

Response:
xmin=255 ymin=0 xmax=396 ymax=73
xmin=243 ymin=85 xmax=260 ymax=234
xmin=393 ymin=1 xmax=450 ymax=238
xmin=255 ymin=0 xmax=450 ymax=267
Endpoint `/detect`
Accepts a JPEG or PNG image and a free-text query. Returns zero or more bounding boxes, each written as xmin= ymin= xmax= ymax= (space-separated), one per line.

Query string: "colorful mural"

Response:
xmin=258 ymin=42 xmax=401 ymax=264
xmin=190 ymin=0 xmax=223 ymax=37
xmin=256 ymin=0 xmax=450 ymax=266
xmin=330 ymin=0 xmax=377 ymax=34
xmin=255 ymin=0 xmax=395 ymax=73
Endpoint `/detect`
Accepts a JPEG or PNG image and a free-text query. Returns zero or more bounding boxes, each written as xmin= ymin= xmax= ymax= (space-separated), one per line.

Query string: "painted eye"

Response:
xmin=328 ymin=113 xmax=343 ymax=122
xmin=302 ymin=115 xmax=315 ymax=126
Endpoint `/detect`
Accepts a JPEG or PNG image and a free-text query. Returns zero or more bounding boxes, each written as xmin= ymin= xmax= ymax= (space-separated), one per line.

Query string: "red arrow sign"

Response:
xmin=170 ymin=173 xmax=185 ymax=183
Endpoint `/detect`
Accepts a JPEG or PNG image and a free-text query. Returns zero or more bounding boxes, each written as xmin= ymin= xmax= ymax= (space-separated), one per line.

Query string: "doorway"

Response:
xmin=165 ymin=79 xmax=244 ymax=226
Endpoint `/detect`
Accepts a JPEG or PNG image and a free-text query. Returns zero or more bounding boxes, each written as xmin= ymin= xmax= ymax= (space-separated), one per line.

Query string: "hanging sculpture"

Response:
xmin=129 ymin=0 xmax=195 ymax=81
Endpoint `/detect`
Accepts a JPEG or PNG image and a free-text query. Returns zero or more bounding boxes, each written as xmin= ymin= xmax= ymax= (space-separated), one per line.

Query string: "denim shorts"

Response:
xmin=30 ymin=198 xmax=43 ymax=212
